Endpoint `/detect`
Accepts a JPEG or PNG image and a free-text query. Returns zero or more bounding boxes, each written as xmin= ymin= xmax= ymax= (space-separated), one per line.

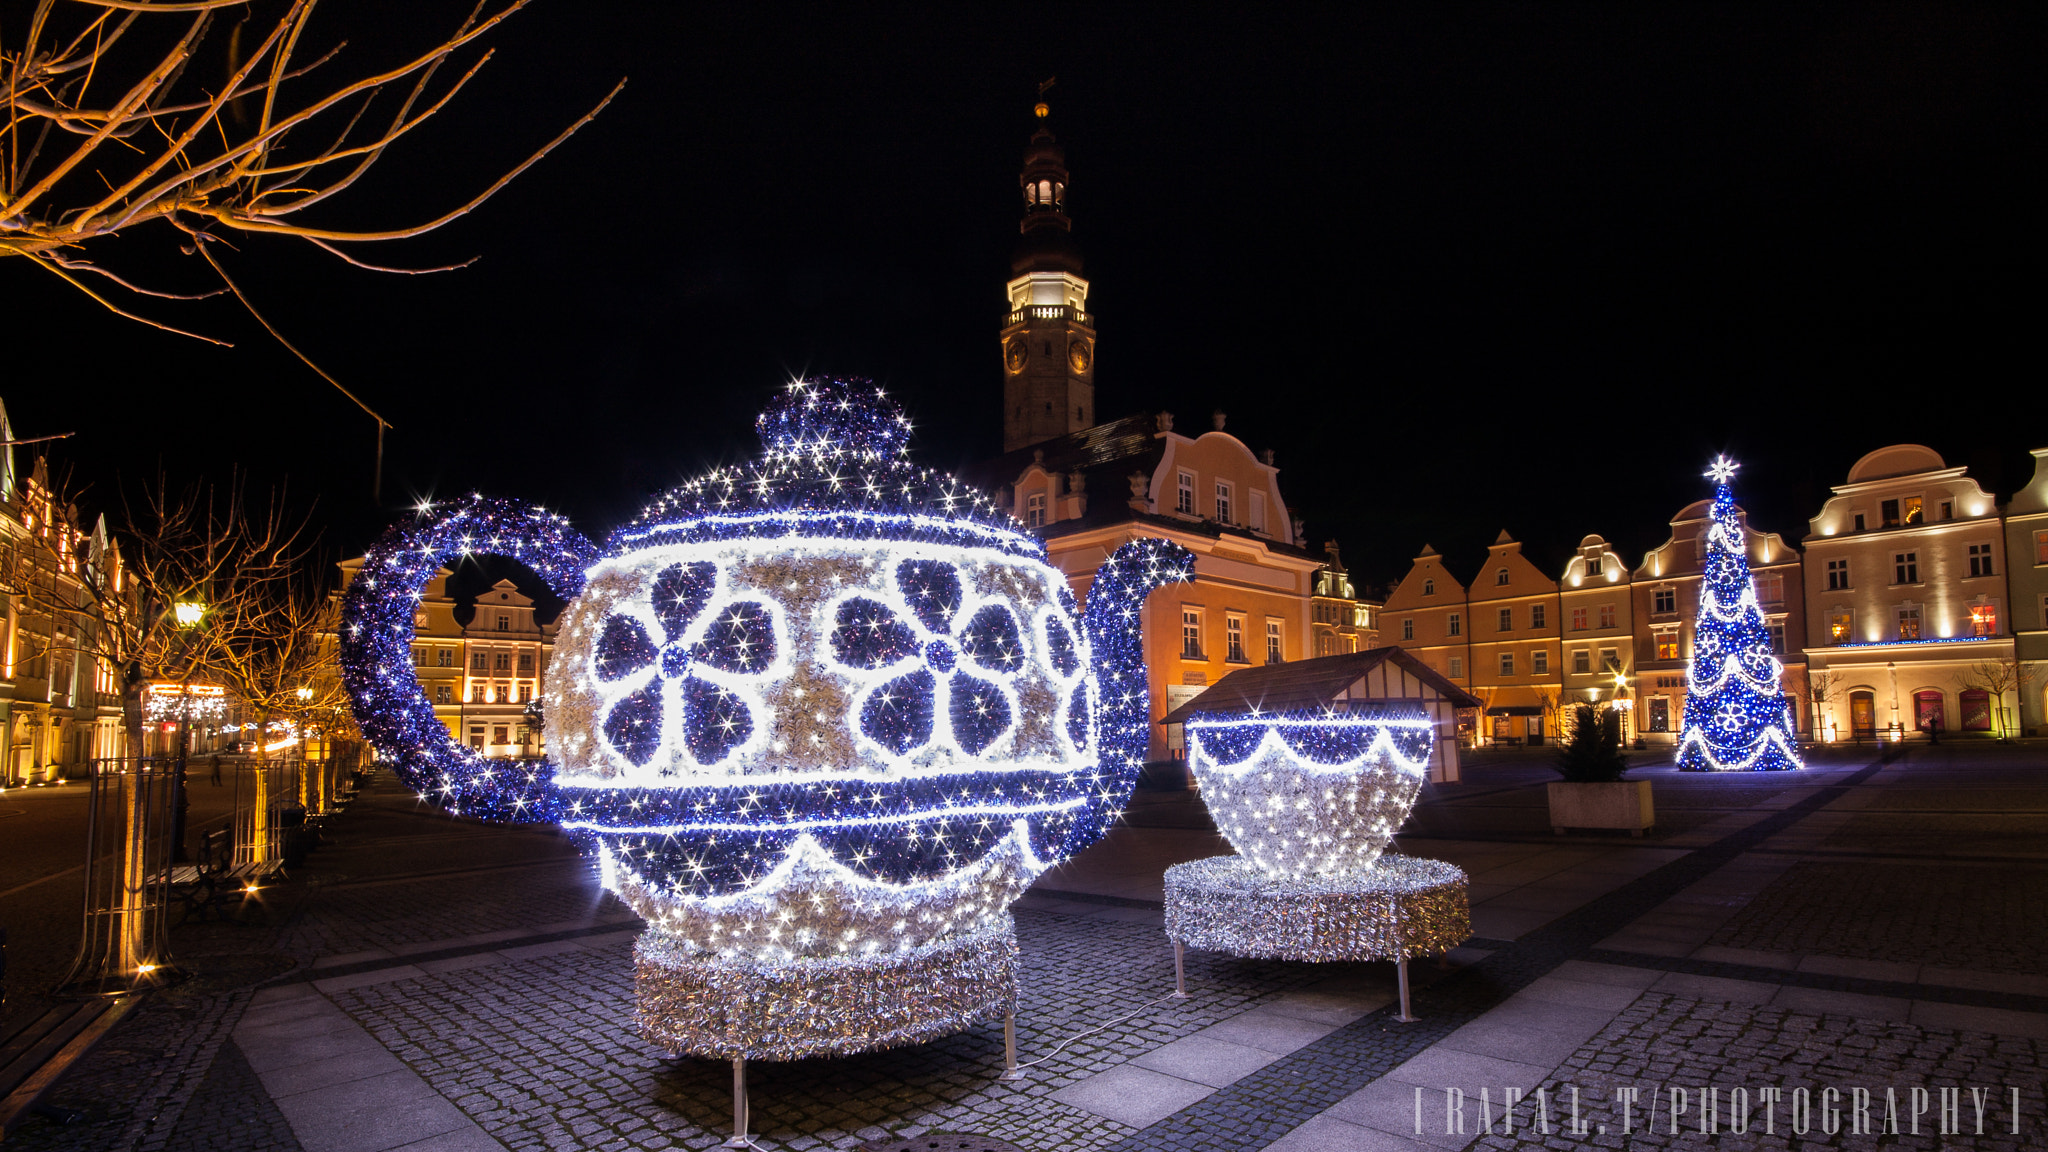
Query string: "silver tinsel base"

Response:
xmin=1164 ymin=855 xmax=1470 ymax=963
xmin=635 ymin=915 xmax=1019 ymax=1061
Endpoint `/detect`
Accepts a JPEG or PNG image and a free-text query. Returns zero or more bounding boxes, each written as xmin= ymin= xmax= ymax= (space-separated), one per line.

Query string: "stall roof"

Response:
xmin=1160 ymin=647 xmax=1484 ymax=725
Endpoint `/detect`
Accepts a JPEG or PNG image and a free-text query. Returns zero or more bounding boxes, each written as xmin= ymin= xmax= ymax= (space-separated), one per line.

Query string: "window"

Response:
xmin=472 ymin=652 xmax=489 ymax=672
xmin=1894 ymin=552 xmax=1919 ymax=585
xmin=1653 ymin=588 xmax=1676 ymax=614
xmin=1225 ymin=616 xmax=1246 ymax=663
xmin=1447 ymin=613 xmax=1461 ymax=637
xmin=1250 ymin=491 xmax=1266 ymax=532
xmin=1826 ymin=559 xmax=1849 ymax=590
xmin=468 ymin=725 xmax=484 ymax=749
xmin=493 ymin=726 xmax=510 ymax=745
xmin=494 ymin=651 xmax=512 ymax=671
xmin=435 ymin=685 xmax=452 ymax=705
xmin=1940 ymin=501 xmax=1953 ymax=520
xmin=496 ymin=614 xmax=511 ymax=632
xmin=1214 ymin=482 xmax=1232 ymax=524
xmin=1498 ymin=607 xmax=1513 ymax=632
xmin=1181 ymin=609 xmax=1203 ymax=659
xmin=1176 ymin=471 xmax=1195 ymax=515
xmin=1401 ymin=618 xmax=1414 ymax=641
xmin=1829 ymin=609 xmax=1852 ymax=642
xmin=1530 ymin=604 xmax=1546 ymax=629
xmin=1573 ymin=649 xmax=1591 ymax=674
xmin=1852 ymin=513 xmax=1866 ymax=531
xmin=1266 ymin=620 xmax=1283 ymax=663
xmin=1599 ymin=647 xmax=1619 ymax=672
xmin=1025 ymin=493 xmax=1046 ymax=527
xmin=1898 ymin=606 xmax=1922 ymax=640
xmin=437 ymin=648 xmax=454 ymax=667
xmin=412 ymin=647 xmax=426 ymax=666
xmin=1423 ymin=578 xmax=1435 ymax=596
xmin=517 ymin=652 xmax=534 ymax=673
xmin=1532 ymin=649 xmax=1549 ymax=674
xmin=1969 ymin=605 xmax=1997 ymax=637
xmin=1766 ymin=621 xmax=1785 ymax=654
xmin=1902 ymin=496 xmax=1923 ymax=525
xmin=471 ymin=685 xmax=484 ymax=703
xmin=1587 ymin=557 xmax=1603 ymax=576
xmin=2036 ymin=530 xmax=2048 ymax=565
xmin=1755 ymin=572 xmax=1783 ymax=603
xmin=1968 ymin=543 xmax=1995 ymax=578
xmin=1495 ymin=567 xmax=1510 ymax=586
xmin=519 ymin=684 xmax=533 ymax=703
xmin=1499 ymin=652 xmax=1516 ymax=676
xmin=1571 ymin=607 xmax=1588 ymax=631
xmin=1599 ymin=604 xmax=1616 ymax=629
xmin=1447 ymin=656 xmax=1463 ymax=678
xmin=1881 ymin=499 xmax=1900 ymax=527
xmin=1654 ymin=628 xmax=1679 ymax=661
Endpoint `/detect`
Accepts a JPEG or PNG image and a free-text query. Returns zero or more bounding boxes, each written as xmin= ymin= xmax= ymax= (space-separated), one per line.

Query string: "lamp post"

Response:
xmin=169 ymin=599 xmax=203 ymax=862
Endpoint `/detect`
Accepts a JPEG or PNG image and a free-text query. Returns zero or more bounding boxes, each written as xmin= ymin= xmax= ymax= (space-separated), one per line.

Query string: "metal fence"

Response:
xmin=54 ymin=758 xmax=183 ymax=998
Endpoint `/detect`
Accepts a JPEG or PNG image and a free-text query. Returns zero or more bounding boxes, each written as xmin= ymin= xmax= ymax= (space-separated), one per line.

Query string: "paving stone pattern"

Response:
xmin=278 ymin=856 xmax=630 ymax=964
xmin=324 ymin=912 xmax=1368 ymax=1151
xmin=1711 ymin=861 xmax=2048 ymax=975
xmin=1469 ymin=993 xmax=2046 ymax=1151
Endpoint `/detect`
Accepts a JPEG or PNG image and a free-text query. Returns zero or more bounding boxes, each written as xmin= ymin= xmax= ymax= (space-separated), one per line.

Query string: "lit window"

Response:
xmin=1500 ymin=652 xmax=1515 ymax=676
xmin=1226 ymin=616 xmax=1247 ymax=663
xmin=1970 ymin=605 xmax=1997 ymax=637
xmin=1599 ymin=604 xmax=1616 ymax=629
xmin=1898 ymin=606 xmax=1922 ymax=641
xmin=1531 ymin=604 xmax=1546 ymax=629
xmin=1826 ymin=559 xmax=1849 ymax=590
xmin=1181 ymin=608 xmax=1203 ymax=659
xmin=1968 ymin=543 xmax=1994 ymax=578
xmin=1447 ymin=613 xmax=1461 ymax=637
xmin=1653 ymin=588 xmax=1676 ymax=614
xmin=1026 ymin=493 xmax=1046 ymax=528
xmin=2036 ymin=530 xmax=2048 ymax=566
xmin=1266 ymin=620 xmax=1283 ymax=664
xmin=1894 ymin=553 xmax=1919 ymax=585
xmin=1532 ymin=649 xmax=1549 ymax=674
xmin=1829 ymin=609 xmax=1852 ymax=642
xmin=1573 ymin=649 xmax=1591 ymax=674
xmin=1498 ymin=607 xmax=1513 ymax=632
xmin=1177 ymin=472 xmax=1195 ymax=515
xmin=1655 ymin=629 xmax=1679 ymax=660
xmin=1571 ymin=607 xmax=1588 ymax=631
xmin=1902 ymin=496 xmax=1923 ymax=525
xmin=1401 ymin=618 xmax=1414 ymax=641
xmin=1755 ymin=572 xmax=1783 ymax=602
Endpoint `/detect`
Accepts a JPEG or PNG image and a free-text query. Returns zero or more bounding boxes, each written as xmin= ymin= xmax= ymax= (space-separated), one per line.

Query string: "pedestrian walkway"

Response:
xmin=7 ymin=743 xmax=2047 ymax=1151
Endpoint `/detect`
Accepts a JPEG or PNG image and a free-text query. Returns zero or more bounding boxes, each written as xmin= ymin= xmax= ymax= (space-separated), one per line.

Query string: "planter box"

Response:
xmin=1548 ymin=780 xmax=1654 ymax=836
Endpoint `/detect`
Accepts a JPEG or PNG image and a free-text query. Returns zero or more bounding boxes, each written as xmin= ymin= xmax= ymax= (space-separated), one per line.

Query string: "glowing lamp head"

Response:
xmin=173 ymin=601 xmax=204 ymax=628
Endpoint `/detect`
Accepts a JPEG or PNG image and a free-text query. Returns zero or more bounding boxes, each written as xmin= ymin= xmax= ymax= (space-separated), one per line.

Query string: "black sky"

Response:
xmin=9 ymin=3 xmax=2044 ymax=596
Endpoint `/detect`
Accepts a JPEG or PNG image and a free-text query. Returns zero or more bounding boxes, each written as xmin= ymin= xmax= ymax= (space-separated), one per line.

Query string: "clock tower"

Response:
xmin=1001 ymin=97 xmax=1096 ymax=453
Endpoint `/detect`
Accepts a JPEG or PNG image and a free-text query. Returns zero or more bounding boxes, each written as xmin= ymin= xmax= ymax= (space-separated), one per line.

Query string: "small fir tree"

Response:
xmin=1676 ymin=457 xmax=1804 ymax=771
xmin=1556 ymin=703 xmax=1629 ymax=782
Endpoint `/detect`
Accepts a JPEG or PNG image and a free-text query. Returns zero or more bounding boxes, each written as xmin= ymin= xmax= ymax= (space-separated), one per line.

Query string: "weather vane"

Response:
xmin=1705 ymin=455 xmax=1740 ymax=485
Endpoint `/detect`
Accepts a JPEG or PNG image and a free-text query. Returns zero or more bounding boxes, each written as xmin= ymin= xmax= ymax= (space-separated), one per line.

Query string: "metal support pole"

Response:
xmin=1000 ymin=1009 xmax=1024 ymax=1081
xmin=1395 ymin=954 xmax=1418 ymax=1023
xmin=723 ymin=1056 xmax=750 ymax=1148
xmin=1171 ymin=938 xmax=1188 ymax=999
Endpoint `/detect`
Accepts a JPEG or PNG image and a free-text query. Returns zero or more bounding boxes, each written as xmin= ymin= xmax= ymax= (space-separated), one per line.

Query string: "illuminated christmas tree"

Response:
xmin=1676 ymin=456 xmax=1804 ymax=772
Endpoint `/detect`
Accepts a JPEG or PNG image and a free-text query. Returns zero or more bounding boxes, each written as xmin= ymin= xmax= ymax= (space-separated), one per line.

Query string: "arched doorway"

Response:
xmin=1913 ymin=690 xmax=1946 ymax=734
xmin=1849 ymin=690 xmax=1877 ymax=740
xmin=1960 ymin=689 xmax=1992 ymax=732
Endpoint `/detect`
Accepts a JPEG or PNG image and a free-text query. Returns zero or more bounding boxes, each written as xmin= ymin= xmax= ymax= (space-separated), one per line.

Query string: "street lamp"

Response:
xmin=168 ymin=598 xmax=204 ymax=861
xmin=173 ymin=601 xmax=204 ymax=628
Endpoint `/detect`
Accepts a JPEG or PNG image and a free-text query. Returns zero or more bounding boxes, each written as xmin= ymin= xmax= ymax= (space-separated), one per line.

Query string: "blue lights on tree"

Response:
xmin=1676 ymin=456 xmax=1803 ymax=772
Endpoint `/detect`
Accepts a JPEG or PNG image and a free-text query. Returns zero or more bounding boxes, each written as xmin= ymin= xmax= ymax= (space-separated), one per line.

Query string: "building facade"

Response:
xmin=1560 ymin=533 xmax=1636 ymax=733
xmin=1310 ymin=544 xmax=1378 ymax=657
xmin=1802 ymin=445 xmax=2012 ymax=739
xmin=2005 ymin=448 xmax=2048 ymax=735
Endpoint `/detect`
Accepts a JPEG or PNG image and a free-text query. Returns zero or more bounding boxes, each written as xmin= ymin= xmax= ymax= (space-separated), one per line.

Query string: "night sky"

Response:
xmin=9 ymin=4 xmax=2043 ymax=601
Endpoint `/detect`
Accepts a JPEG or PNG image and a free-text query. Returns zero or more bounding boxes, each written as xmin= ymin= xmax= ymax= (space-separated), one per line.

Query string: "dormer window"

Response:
xmin=1423 ymin=578 xmax=1435 ymax=596
xmin=1587 ymin=557 xmax=1603 ymax=576
xmin=1495 ymin=567 xmax=1510 ymax=586
xmin=1025 ymin=492 xmax=1046 ymax=528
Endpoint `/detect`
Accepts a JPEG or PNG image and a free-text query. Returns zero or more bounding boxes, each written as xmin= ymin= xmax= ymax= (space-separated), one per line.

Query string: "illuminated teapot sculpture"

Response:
xmin=339 ymin=378 xmax=1191 ymax=1065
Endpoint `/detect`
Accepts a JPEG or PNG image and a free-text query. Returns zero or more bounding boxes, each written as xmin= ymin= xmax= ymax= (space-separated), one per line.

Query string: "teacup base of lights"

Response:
xmin=1169 ymin=707 xmax=1472 ymax=1020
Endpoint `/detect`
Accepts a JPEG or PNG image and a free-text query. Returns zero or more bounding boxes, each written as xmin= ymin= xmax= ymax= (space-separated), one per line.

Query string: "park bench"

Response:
xmin=165 ymin=828 xmax=279 ymax=921
xmin=0 ymin=995 xmax=139 ymax=1138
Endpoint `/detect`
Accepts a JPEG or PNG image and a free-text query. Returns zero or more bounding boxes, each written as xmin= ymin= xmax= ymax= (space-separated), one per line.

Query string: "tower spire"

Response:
xmin=1001 ymin=85 xmax=1096 ymax=453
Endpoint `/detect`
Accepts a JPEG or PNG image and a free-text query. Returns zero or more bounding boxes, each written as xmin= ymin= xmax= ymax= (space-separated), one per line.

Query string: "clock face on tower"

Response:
xmin=1005 ymin=338 xmax=1029 ymax=373
xmin=1068 ymin=340 xmax=1092 ymax=373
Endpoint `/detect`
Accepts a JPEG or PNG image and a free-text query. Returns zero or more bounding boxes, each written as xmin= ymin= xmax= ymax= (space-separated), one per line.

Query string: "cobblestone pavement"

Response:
xmin=16 ymin=742 xmax=2048 ymax=1152
xmin=1711 ymin=860 xmax=2048 ymax=975
xmin=1470 ymin=994 xmax=2045 ymax=1151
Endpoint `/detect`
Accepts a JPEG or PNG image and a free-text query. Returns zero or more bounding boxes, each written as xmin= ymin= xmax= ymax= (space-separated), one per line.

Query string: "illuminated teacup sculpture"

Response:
xmin=1165 ymin=706 xmax=1471 ymax=1018
xmin=339 ymin=380 xmax=1192 ymax=1136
